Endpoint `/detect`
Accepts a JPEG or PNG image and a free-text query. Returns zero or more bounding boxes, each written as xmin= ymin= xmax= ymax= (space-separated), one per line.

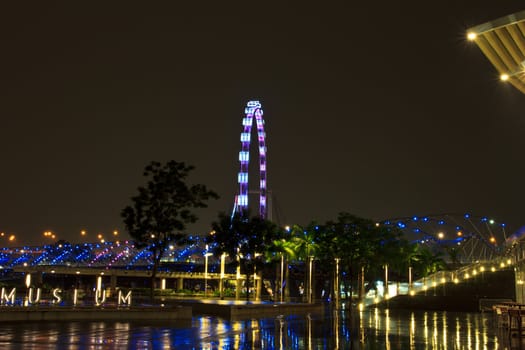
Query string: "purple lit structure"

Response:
xmin=234 ymin=101 xmax=267 ymax=219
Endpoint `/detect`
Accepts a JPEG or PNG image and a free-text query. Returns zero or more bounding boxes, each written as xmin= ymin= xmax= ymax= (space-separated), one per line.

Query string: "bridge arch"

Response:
xmin=381 ymin=213 xmax=509 ymax=264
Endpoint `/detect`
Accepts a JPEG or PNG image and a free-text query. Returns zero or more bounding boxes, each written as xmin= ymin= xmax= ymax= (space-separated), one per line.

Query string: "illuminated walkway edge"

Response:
xmin=0 ymin=305 xmax=191 ymax=322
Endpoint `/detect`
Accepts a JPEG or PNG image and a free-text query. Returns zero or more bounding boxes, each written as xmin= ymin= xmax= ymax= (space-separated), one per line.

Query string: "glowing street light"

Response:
xmin=308 ymin=256 xmax=314 ymax=303
xmin=219 ymin=253 xmax=226 ymax=299
xmin=334 ymin=258 xmax=340 ymax=307
xmin=204 ymin=245 xmax=213 ymax=298
xmin=280 ymin=253 xmax=285 ymax=303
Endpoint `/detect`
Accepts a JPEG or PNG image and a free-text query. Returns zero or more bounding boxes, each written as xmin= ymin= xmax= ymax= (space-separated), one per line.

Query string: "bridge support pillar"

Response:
xmin=177 ymin=278 xmax=183 ymax=291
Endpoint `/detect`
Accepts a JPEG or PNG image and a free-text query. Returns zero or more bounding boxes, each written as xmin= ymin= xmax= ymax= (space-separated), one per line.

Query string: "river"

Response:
xmin=0 ymin=307 xmax=516 ymax=349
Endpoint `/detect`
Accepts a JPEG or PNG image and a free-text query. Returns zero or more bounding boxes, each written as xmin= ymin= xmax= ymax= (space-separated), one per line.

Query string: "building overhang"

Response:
xmin=467 ymin=10 xmax=525 ymax=94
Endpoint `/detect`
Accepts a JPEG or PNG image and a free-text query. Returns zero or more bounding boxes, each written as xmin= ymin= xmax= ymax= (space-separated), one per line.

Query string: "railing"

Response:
xmin=362 ymin=255 xmax=517 ymax=307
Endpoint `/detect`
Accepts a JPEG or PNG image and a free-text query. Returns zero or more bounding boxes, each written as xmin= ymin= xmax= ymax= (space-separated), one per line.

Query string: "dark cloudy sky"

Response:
xmin=1 ymin=2 xmax=525 ymax=245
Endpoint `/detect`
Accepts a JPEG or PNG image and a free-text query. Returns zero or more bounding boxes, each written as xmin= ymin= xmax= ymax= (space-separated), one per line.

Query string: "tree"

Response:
xmin=266 ymin=235 xmax=297 ymax=302
xmin=209 ymin=211 xmax=283 ymax=301
xmin=121 ymin=160 xmax=218 ymax=300
xmin=411 ymin=245 xmax=446 ymax=278
xmin=320 ymin=213 xmax=406 ymax=301
xmin=289 ymin=223 xmax=320 ymax=302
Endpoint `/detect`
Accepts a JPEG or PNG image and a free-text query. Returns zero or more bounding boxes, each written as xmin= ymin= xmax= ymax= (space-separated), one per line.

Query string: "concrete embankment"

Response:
xmin=177 ymin=300 xmax=325 ymax=320
xmin=0 ymin=305 xmax=192 ymax=322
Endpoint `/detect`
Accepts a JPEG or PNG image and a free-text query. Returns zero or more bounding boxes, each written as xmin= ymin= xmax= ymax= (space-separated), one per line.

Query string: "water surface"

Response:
xmin=0 ymin=308 xmax=515 ymax=349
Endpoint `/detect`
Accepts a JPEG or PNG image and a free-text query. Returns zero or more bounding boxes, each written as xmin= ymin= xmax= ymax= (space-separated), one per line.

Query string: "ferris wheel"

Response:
xmin=233 ymin=100 xmax=268 ymax=219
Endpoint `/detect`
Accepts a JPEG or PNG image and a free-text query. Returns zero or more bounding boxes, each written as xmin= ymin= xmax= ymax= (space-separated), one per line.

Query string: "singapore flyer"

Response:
xmin=234 ymin=100 xmax=268 ymax=219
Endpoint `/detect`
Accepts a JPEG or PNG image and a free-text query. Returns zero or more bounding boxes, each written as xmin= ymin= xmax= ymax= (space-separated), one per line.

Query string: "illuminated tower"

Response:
xmin=233 ymin=100 xmax=268 ymax=219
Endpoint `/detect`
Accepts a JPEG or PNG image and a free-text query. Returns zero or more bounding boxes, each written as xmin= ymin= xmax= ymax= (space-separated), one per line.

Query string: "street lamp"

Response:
xmin=409 ymin=266 xmax=413 ymax=290
xmin=280 ymin=253 xmax=284 ymax=303
xmin=384 ymin=264 xmax=389 ymax=299
xmin=334 ymin=258 xmax=340 ymax=307
xmin=308 ymin=256 xmax=314 ymax=303
xmin=204 ymin=245 xmax=213 ymax=298
xmin=219 ymin=253 xmax=226 ymax=299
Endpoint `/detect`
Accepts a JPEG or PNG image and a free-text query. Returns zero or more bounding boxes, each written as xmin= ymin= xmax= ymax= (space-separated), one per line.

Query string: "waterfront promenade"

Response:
xmin=0 ymin=299 xmax=323 ymax=323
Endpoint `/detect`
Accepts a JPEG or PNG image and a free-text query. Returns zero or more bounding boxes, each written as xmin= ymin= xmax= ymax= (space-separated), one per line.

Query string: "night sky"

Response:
xmin=1 ymin=2 xmax=525 ymax=245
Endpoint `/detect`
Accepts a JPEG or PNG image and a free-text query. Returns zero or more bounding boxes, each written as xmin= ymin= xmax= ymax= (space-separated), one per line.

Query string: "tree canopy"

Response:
xmin=121 ymin=160 xmax=218 ymax=297
xmin=208 ymin=211 xmax=284 ymax=299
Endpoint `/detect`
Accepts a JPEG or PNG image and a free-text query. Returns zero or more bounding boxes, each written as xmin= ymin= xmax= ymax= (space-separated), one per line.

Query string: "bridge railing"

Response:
xmin=363 ymin=255 xmax=517 ymax=307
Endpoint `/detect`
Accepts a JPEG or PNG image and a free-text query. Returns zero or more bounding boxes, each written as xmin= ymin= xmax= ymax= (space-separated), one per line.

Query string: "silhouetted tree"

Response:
xmin=289 ymin=223 xmax=320 ymax=302
xmin=121 ymin=160 xmax=218 ymax=300
xmin=209 ymin=211 xmax=283 ymax=300
xmin=320 ymin=212 xmax=405 ymax=301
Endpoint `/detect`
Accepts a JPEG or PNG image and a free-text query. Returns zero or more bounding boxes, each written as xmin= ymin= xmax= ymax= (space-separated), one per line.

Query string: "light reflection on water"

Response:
xmin=0 ymin=308 xmax=516 ymax=349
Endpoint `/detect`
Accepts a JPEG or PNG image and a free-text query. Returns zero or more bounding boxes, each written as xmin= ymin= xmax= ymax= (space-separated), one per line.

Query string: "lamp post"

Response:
xmin=204 ymin=245 xmax=213 ymax=298
xmin=334 ymin=258 xmax=340 ymax=307
xmin=219 ymin=253 xmax=226 ymax=299
xmin=384 ymin=264 xmax=389 ymax=299
xmin=280 ymin=254 xmax=284 ymax=303
xmin=408 ymin=266 xmax=413 ymax=291
xmin=308 ymin=256 xmax=314 ymax=303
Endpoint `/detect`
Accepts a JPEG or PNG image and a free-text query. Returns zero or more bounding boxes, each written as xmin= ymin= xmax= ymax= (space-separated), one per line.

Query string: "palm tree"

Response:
xmin=289 ymin=224 xmax=319 ymax=303
xmin=266 ymin=237 xmax=296 ymax=302
xmin=208 ymin=211 xmax=283 ymax=301
xmin=411 ymin=245 xmax=447 ymax=279
xmin=320 ymin=213 xmax=407 ymax=302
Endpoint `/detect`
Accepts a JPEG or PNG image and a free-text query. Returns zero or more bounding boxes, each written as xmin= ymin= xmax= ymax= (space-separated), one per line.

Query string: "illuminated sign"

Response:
xmin=0 ymin=287 xmax=132 ymax=307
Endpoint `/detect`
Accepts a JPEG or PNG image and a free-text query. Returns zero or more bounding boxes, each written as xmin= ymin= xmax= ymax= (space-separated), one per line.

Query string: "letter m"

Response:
xmin=118 ymin=290 xmax=132 ymax=306
xmin=1 ymin=288 xmax=15 ymax=305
